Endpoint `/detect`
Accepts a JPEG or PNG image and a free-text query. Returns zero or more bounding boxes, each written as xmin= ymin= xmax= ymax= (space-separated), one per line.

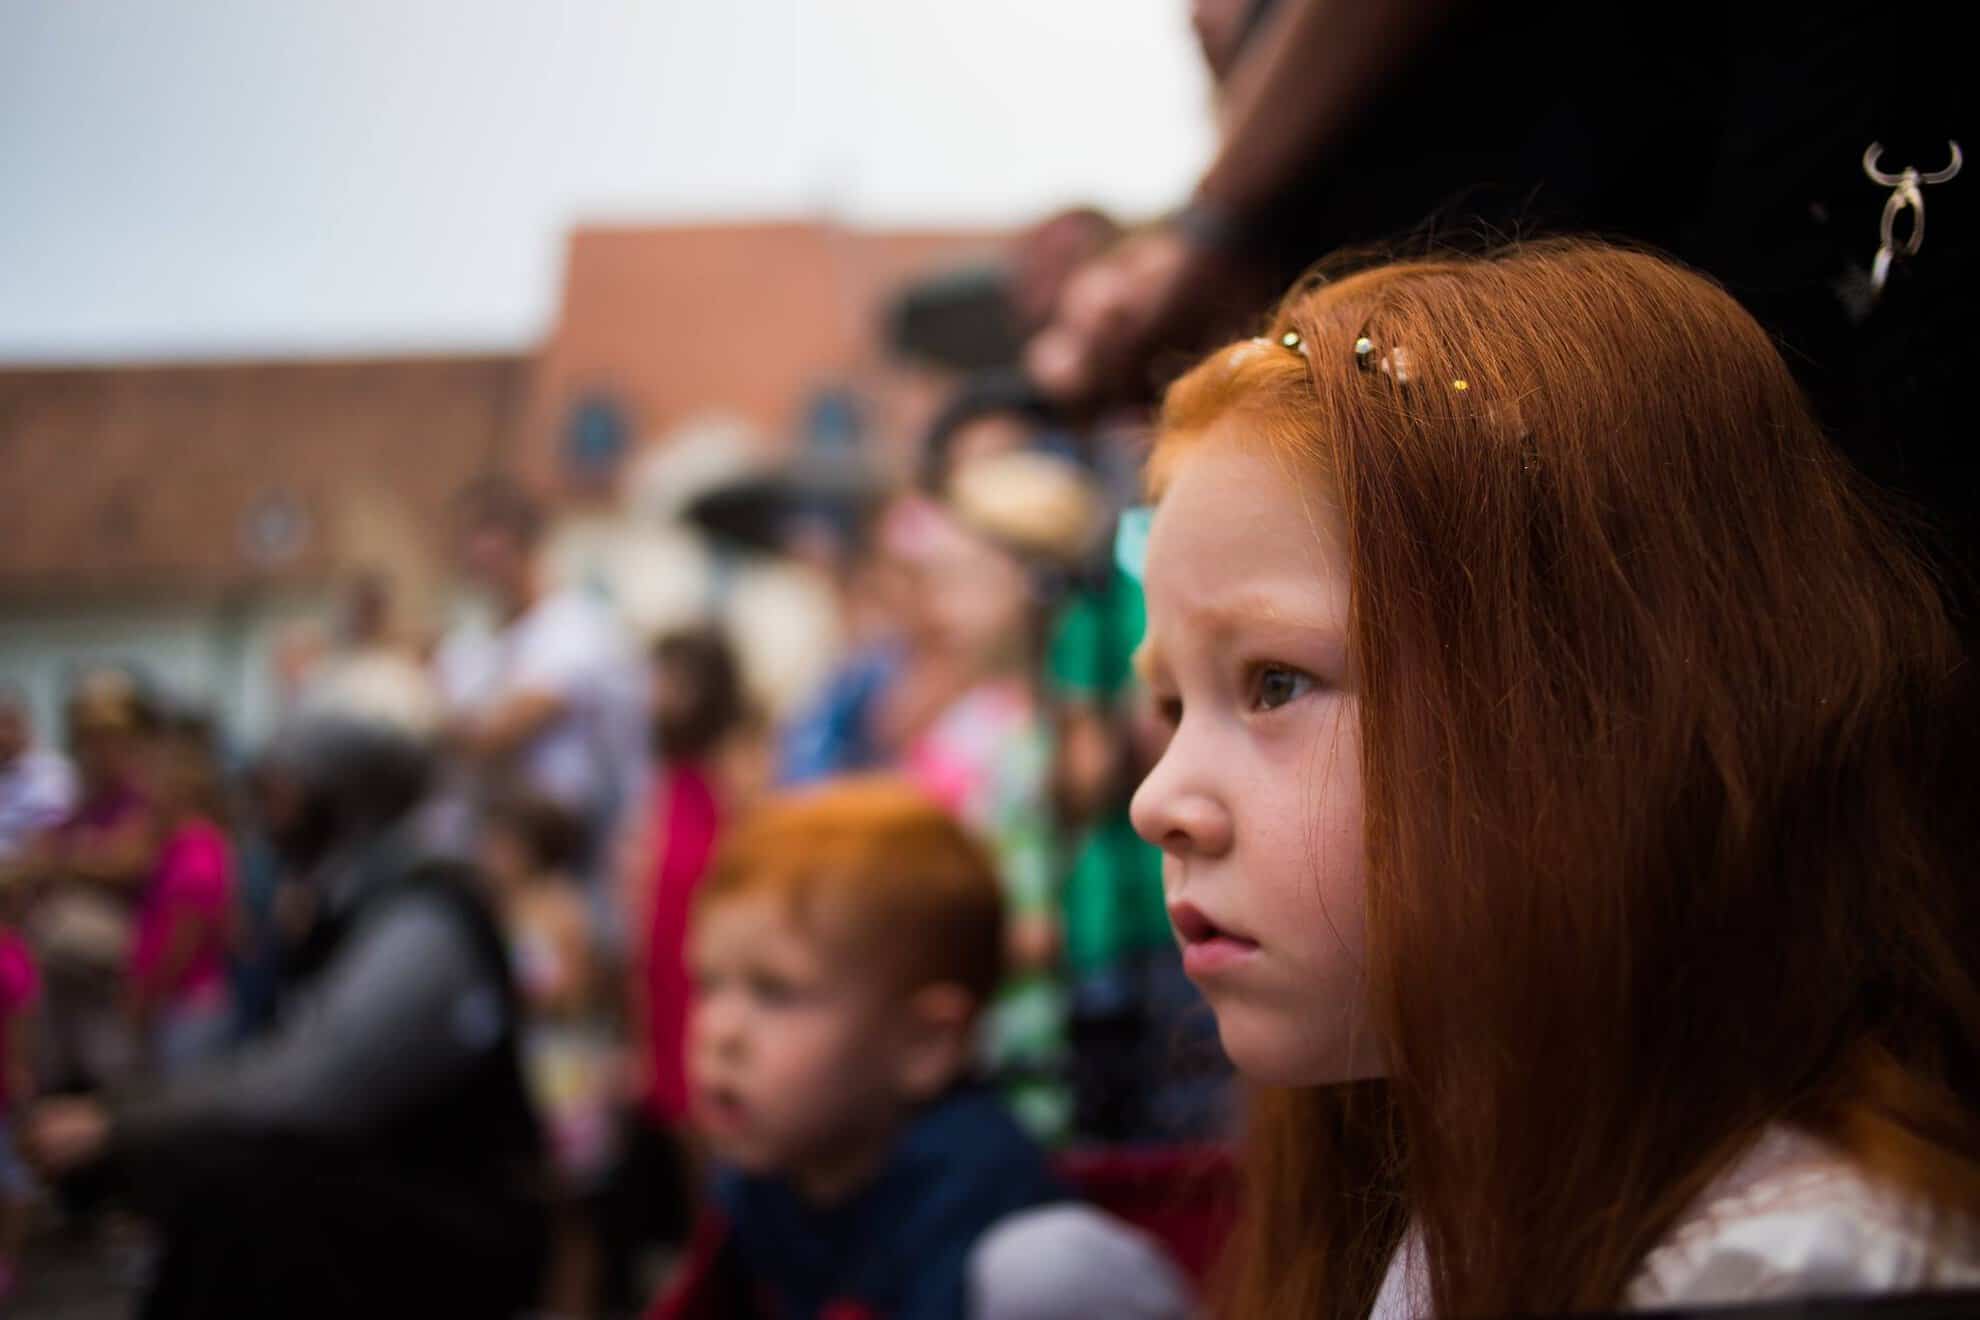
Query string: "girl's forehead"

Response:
xmin=1146 ymin=439 xmax=1344 ymax=579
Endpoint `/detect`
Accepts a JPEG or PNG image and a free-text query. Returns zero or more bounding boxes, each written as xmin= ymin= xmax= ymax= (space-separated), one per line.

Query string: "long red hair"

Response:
xmin=1151 ymin=241 xmax=1980 ymax=1316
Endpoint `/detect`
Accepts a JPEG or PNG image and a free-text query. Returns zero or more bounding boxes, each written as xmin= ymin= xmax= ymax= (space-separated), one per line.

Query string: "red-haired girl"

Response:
xmin=1130 ymin=241 xmax=1980 ymax=1315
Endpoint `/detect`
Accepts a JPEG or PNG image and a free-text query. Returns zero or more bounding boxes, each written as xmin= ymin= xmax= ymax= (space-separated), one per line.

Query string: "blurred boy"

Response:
xmin=655 ymin=777 xmax=1187 ymax=1320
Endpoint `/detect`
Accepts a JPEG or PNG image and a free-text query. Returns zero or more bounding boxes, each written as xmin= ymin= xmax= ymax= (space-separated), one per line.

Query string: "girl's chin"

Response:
xmin=1216 ymin=1010 xmax=1384 ymax=1087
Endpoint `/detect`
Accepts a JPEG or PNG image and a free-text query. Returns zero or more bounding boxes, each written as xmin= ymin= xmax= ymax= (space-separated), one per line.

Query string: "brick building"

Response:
xmin=0 ymin=221 xmax=1006 ymax=743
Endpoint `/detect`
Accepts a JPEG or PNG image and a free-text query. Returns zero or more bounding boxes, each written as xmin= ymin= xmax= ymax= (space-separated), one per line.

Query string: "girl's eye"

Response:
xmin=1250 ymin=664 xmax=1314 ymax=712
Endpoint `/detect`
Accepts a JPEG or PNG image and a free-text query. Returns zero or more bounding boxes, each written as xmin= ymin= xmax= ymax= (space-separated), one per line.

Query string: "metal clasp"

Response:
xmin=1863 ymin=140 xmax=1962 ymax=296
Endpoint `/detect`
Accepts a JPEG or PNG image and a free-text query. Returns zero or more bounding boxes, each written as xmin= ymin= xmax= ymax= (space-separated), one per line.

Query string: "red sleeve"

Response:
xmin=648 ymin=1211 xmax=758 ymax=1320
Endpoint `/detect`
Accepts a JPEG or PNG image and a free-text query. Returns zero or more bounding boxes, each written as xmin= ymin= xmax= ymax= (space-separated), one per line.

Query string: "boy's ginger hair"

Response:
xmin=696 ymin=776 xmax=1005 ymax=1008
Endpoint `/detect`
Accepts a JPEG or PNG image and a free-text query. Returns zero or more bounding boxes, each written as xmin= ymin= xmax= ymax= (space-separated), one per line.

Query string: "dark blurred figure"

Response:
xmin=224 ymin=758 xmax=287 ymax=1043
xmin=26 ymin=715 xmax=547 ymax=1319
xmin=1029 ymin=1 xmax=1975 ymax=610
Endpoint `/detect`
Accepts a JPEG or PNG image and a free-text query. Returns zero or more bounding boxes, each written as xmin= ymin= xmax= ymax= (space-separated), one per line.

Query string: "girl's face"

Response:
xmin=1131 ymin=426 xmax=1380 ymax=1086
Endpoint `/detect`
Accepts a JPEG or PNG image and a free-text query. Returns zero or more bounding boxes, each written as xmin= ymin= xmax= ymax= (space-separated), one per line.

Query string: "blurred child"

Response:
xmin=129 ymin=715 xmax=235 ymax=1076
xmin=891 ymin=499 xmax=1068 ymax=1142
xmin=0 ymin=877 xmax=39 ymax=1302
xmin=31 ymin=671 xmax=159 ymax=1095
xmin=481 ymin=791 xmax=609 ymax=1314
xmin=480 ymin=790 xmax=615 ymax=1314
xmin=656 ymin=777 xmax=1188 ymax=1319
xmin=947 ymin=440 xmax=1226 ymax=1143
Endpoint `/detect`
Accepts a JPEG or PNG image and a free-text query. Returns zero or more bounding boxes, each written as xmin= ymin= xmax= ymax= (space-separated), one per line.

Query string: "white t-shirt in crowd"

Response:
xmin=436 ymin=590 xmax=648 ymax=830
xmin=299 ymin=645 xmax=442 ymax=738
xmin=0 ymin=745 xmax=77 ymax=863
xmin=1370 ymin=1125 xmax=1980 ymax=1318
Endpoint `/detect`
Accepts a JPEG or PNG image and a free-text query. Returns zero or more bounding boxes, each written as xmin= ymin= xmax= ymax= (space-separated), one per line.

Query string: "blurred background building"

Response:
xmin=0 ymin=1 xmax=1213 ymax=742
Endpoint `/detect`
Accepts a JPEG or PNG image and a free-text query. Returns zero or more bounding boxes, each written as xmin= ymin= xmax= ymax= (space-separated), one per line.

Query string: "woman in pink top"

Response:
xmin=601 ymin=628 xmax=749 ymax=1311
xmin=130 ymin=724 xmax=236 ymax=1075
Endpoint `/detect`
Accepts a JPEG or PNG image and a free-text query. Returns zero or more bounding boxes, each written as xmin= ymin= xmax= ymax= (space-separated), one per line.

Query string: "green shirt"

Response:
xmin=1046 ymin=566 xmax=1171 ymax=976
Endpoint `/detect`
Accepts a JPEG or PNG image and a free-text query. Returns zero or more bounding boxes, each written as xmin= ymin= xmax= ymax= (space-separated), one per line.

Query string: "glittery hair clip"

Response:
xmin=1353 ymin=328 xmax=1467 ymax=392
xmin=1250 ymin=329 xmax=1310 ymax=361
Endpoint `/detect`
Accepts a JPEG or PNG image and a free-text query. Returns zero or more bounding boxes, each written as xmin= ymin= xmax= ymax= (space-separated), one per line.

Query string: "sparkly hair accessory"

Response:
xmin=1249 ymin=329 xmax=1311 ymax=361
xmin=1353 ymin=327 xmax=1467 ymax=392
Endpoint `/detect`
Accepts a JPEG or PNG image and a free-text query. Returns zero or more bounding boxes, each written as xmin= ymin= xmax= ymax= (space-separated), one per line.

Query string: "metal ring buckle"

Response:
xmin=1862 ymin=141 xmax=1962 ymax=296
xmin=1863 ymin=140 xmax=1963 ymax=189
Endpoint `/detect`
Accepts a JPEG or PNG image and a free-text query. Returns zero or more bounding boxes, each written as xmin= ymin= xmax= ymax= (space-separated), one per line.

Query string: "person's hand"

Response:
xmin=1025 ymin=229 xmax=1188 ymax=404
xmin=1025 ymin=225 xmax=1263 ymax=409
xmin=27 ymin=1096 xmax=111 ymax=1175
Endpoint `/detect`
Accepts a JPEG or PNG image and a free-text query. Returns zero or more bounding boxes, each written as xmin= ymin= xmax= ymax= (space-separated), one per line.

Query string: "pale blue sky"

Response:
xmin=0 ymin=1 xmax=1213 ymax=362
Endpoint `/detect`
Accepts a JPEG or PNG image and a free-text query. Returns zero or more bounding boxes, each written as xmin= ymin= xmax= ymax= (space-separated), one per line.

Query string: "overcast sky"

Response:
xmin=0 ymin=1 xmax=1214 ymax=362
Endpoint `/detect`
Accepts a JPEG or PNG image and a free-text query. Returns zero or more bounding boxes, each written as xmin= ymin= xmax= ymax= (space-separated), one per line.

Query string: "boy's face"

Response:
xmin=1130 ymin=427 xmax=1377 ymax=1087
xmin=686 ymin=892 xmax=929 ymax=1199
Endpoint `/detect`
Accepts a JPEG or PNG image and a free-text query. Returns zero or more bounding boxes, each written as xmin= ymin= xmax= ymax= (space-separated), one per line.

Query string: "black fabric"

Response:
xmin=278 ymin=853 xmax=545 ymax=1204
xmin=712 ymin=1084 xmax=1064 ymax=1319
xmin=1244 ymin=0 xmax=1975 ymax=604
xmin=354 ymin=860 xmax=544 ymax=1202
xmin=123 ymin=851 xmax=548 ymax=1318
xmin=598 ymin=1112 xmax=697 ymax=1314
xmin=137 ymin=1131 xmax=546 ymax=1320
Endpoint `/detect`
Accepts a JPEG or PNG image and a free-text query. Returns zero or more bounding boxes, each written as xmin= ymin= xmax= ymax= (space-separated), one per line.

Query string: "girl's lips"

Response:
xmin=1169 ymin=900 xmax=1261 ymax=978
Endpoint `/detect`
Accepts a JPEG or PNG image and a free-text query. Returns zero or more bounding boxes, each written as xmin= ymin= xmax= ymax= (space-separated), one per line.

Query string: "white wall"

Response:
xmin=0 ymin=594 xmax=330 ymax=754
xmin=0 ymin=1 xmax=1215 ymax=362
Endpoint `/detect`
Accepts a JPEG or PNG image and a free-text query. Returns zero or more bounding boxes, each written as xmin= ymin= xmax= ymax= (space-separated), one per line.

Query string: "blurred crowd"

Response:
xmin=1 ymin=0 xmax=1967 ymax=1314
xmin=0 ymin=375 xmax=1225 ymax=1315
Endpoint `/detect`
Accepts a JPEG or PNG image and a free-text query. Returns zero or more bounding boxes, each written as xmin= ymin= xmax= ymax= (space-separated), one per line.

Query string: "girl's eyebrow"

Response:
xmin=1135 ymin=587 xmax=1347 ymax=689
xmin=1189 ymin=592 xmax=1343 ymax=641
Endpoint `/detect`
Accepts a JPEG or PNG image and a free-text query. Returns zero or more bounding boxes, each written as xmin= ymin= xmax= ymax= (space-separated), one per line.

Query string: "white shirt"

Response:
xmin=0 ymin=745 xmax=77 ymax=863
xmin=436 ymin=590 xmax=647 ymax=823
xmin=1370 ymin=1125 xmax=1980 ymax=1318
xmin=299 ymin=645 xmax=441 ymax=738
